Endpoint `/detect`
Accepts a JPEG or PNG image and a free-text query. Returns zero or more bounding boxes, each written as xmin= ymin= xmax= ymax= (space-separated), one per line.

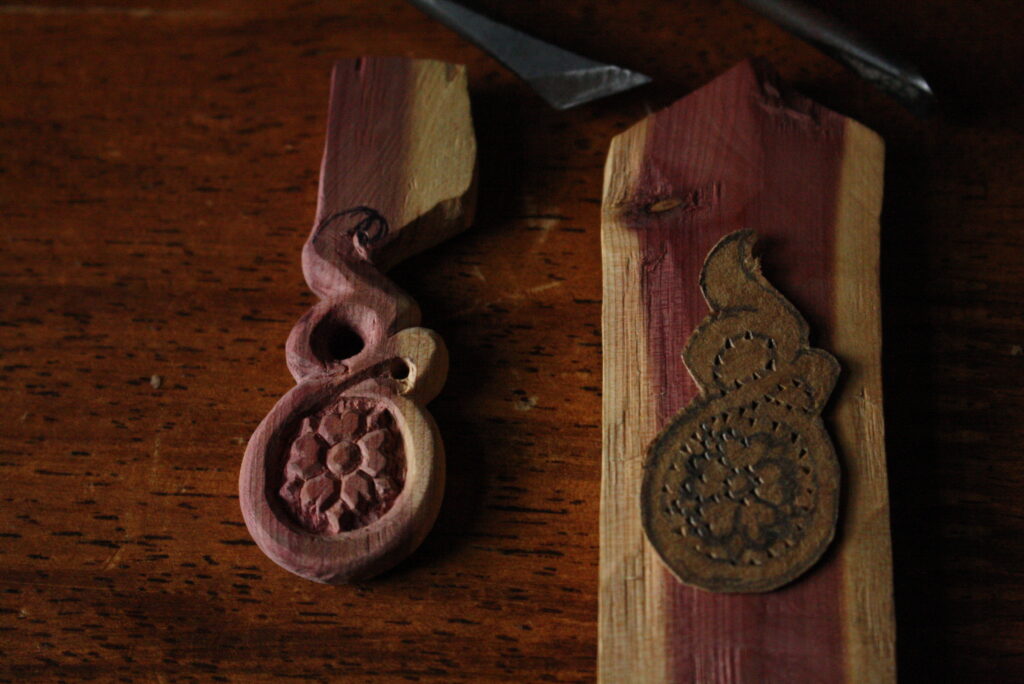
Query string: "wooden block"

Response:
xmin=600 ymin=60 xmax=893 ymax=682
xmin=239 ymin=58 xmax=476 ymax=583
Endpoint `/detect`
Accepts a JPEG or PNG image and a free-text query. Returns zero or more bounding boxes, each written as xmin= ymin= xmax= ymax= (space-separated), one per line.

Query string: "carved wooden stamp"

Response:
xmin=641 ymin=230 xmax=840 ymax=593
xmin=239 ymin=58 xmax=476 ymax=583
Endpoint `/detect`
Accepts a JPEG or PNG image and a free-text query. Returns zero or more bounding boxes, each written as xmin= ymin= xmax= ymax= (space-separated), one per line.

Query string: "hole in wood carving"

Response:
xmin=389 ymin=358 xmax=410 ymax=380
xmin=310 ymin=313 xmax=365 ymax=365
xmin=327 ymin=325 xmax=364 ymax=361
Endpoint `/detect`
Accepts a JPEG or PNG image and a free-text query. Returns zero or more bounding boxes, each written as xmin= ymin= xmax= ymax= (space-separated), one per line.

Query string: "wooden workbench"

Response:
xmin=2 ymin=1 xmax=1022 ymax=680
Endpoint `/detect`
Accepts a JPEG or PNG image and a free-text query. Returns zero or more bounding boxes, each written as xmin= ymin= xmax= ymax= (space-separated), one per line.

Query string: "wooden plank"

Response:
xmin=600 ymin=59 xmax=893 ymax=682
xmin=239 ymin=58 xmax=476 ymax=583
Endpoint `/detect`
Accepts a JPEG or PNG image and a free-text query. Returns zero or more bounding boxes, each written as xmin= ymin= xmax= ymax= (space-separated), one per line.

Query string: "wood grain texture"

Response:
xmin=240 ymin=58 xmax=475 ymax=583
xmin=2 ymin=1 xmax=1024 ymax=681
xmin=600 ymin=60 xmax=892 ymax=682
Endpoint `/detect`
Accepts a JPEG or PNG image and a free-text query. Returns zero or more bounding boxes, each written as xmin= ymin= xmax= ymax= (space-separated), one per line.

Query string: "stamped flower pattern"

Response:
xmin=675 ymin=430 xmax=815 ymax=564
xmin=278 ymin=398 xmax=404 ymax=534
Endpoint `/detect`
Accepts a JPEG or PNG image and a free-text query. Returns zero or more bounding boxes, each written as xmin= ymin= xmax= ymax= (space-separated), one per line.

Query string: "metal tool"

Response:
xmin=405 ymin=0 xmax=651 ymax=110
xmin=738 ymin=0 xmax=935 ymax=114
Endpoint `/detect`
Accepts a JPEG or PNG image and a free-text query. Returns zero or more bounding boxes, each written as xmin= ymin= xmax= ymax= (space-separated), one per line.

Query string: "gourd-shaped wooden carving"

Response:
xmin=239 ymin=58 xmax=476 ymax=583
xmin=641 ymin=231 xmax=840 ymax=593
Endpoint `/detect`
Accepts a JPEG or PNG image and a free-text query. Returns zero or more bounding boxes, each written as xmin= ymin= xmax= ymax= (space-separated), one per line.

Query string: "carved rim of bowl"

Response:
xmin=239 ymin=377 xmax=444 ymax=583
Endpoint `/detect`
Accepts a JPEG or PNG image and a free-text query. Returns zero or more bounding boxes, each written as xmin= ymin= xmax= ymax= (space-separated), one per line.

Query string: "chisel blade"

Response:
xmin=407 ymin=0 xmax=651 ymax=110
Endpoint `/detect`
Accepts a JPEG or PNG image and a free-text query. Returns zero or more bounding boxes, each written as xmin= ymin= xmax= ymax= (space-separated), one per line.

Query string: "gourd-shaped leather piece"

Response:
xmin=642 ymin=230 xmax=840 ymax=593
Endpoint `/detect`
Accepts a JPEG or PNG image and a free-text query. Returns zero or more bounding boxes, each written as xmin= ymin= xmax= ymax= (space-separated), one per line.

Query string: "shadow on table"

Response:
xmin=379 ymin=87 xmax=530 ymax=579
xmin=880 ymin=142 xmax=945 ymax=682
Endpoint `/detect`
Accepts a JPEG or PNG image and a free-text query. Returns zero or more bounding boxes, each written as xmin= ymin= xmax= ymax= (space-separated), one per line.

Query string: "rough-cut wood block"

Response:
xmin=600 ymin=60 xmax=893 ymax=682
xmin=240 ymin=58 xmax=476 ymax=583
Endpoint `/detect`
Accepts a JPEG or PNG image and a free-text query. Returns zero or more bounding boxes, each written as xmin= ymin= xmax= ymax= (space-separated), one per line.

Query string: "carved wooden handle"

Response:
xmin=239 ymin=58 xmax=476 ymax=583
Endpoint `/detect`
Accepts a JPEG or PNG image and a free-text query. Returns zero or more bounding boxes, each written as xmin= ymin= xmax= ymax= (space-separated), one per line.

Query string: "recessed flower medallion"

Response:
xmin=278 ymin=398 xmax=405 ymax=535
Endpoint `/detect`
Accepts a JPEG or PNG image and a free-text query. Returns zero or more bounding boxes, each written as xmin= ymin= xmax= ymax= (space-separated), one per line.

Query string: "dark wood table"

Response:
xmin=2 ymin=1 xmax=1022 ymax=680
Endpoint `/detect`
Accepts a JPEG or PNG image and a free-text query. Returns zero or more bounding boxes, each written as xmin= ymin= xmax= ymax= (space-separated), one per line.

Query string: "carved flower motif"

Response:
xmin=679 ymin=433 xmax=807 ymax=557
xmin=279 ymin=400 xmax=403 ymax=534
